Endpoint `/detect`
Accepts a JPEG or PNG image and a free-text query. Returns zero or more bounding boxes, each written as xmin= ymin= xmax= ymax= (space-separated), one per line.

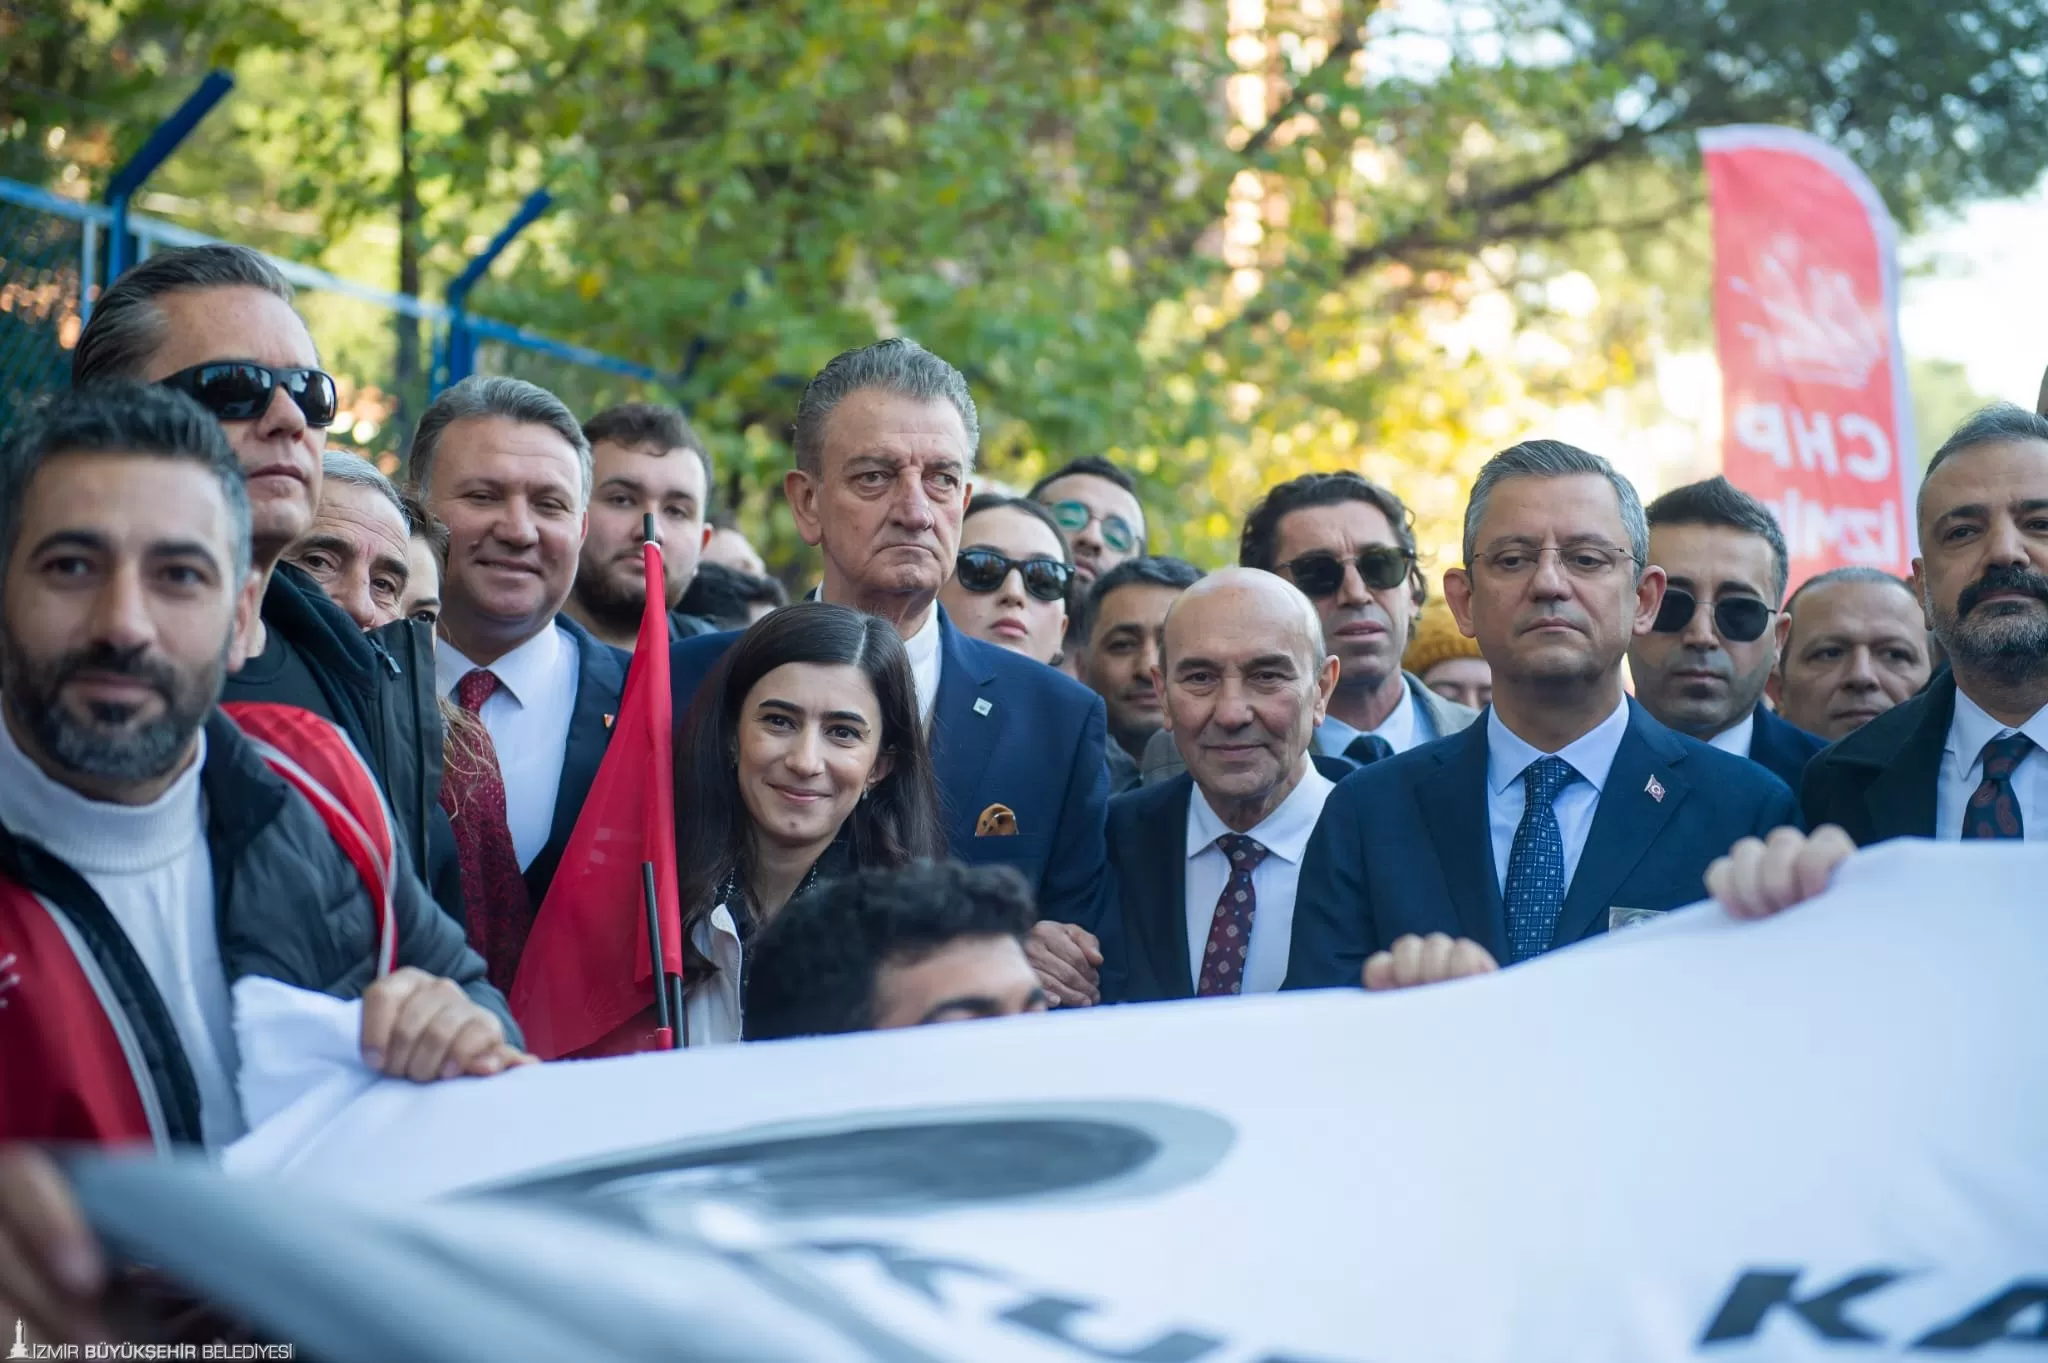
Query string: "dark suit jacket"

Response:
xmin=521 ymin=615 xmax=630 ymax=905
xmin=1800 ymin=672 xmax=1957 ymax=846
xmin=1282 ymin=700 xmax=1801 ymax=989
xmin=1746 ymin=704 xmax=1827 ymax=792
xmin=670 ymin=610 xmax=1115 ymax=936
xmin=1108 ymin=755 xmax=1356 ymax=1003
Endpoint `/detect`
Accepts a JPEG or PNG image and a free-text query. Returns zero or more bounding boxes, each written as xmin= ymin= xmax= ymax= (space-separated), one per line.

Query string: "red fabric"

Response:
xmin=439 ymin=677 xmax=533 ymax=993
xmin=509 ymin=542 xmax=682 ymax=1059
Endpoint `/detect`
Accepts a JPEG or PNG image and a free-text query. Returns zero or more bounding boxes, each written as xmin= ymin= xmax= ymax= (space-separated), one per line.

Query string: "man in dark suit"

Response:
xmin=1803 ymin=404 xmax=2048 ymax=844
xmin=413 ymin=377 xmax=627 ymax=977
xmin=1108 ymin=570 xmax=1352 ymax=1002
xmin=1285 ymin=441 xmax=1801 ymax=989
xmin=1628 ymin=476 xmax=1824 ymax=791
xmin=669 ymin=339 xmax=1115 ymax=1005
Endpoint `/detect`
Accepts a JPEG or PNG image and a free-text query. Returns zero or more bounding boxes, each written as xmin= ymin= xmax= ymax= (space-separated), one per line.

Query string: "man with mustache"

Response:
xmin=1802 ymin=404 xmax=2048 ymax=843
xmin=1285 ymin=441 xmax=1800 ymax=987
xmin=564 ymin=403 xmax=718 ymax=647
xmin=1627 ymin=476 xmax=1825 ymax=790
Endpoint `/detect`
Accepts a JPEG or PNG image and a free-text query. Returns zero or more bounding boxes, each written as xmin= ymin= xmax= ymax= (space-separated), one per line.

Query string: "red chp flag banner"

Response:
xmin=509 ymin=539 xmax=682 ymax=1059
xmin=1701 ymin=125 xmax=1918 ymax=588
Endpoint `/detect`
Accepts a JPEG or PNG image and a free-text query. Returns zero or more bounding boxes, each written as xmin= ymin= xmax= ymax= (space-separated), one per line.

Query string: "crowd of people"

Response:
xmin=0 ymin=240 xmax=2044 ymax=1343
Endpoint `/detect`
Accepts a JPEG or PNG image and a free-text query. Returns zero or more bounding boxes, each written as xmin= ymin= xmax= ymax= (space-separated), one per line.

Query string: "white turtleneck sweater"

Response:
xmin=0 ymin=712 xmax=245 ymax=1149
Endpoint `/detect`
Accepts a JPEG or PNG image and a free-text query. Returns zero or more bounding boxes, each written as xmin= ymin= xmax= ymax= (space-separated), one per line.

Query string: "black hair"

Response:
xmin=743 ymin=861 xmax=1037 ymax=1040
xmin=1644 ymin=475 xmax=1792 ymax=605
xmin=72 ymin=244 xmax=294 ymax=386
xmin=673 ymin=602 xmax=945 ymax=975
xmin=1078 ymin=554 xmax=1202 ymax=643
xmin=1239 ymin=471 xmax=1423 ymax=605
xmin=961 ymin=492 xmax=1072 ymax=564
xmin=678 ymin=561 xmax=788 ymax=629
xmin=583 ymin=402 xmax=716 ymax=515
xmin=1028 ymin=454 xmax=1137 ymax=501
xmin=1925 ymin=403 xmax=2048 ymax=480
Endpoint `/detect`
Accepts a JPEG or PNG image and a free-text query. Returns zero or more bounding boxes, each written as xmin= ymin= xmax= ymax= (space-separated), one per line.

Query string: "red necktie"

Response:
xmin=1197 ymin=834 xmax=1269 ymax=996
xmin=1962 ymin=733 xmax=2036 ymax=840
xmin=440 ymin=669 xmax=533 ymax=992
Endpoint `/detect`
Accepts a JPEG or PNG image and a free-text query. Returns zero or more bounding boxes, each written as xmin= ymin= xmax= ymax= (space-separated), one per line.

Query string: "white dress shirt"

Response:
xmin=1935 ymin=691 xmax=2048 ymax=841
xmin=437 ymin=623 xmax=581 ymax=870
xmin=1316 ymin=676 xmax=1435 ymax=757
xmin=1707 ymin=710 xmax=1756 ymax=760
xmin=904 ymin=605 xmax=943 ymax=721
xmin=1486 ymin=697 xmax=1632 ymax=897
xmin=1184 ymin=761 xmax=1336 ymax=993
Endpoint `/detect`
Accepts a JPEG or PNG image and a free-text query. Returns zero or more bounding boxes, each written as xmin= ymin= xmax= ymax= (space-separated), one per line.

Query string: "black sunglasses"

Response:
xmin=1277 ymin=546 xmax=1413 ymax=598
xmin=159 ymin=362 xmax=339 ymax=428
xmin=1652 ymin=587 xmax=1774 ymax=643
xmin=954 ymin=549 xmax=1073 ymax=603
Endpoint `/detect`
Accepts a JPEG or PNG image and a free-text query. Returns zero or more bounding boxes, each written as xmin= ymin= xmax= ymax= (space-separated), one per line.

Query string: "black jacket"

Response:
xmin=1801 ymin=672 xmax=1957 ymax=845
xmin=0 ymin=710 xmax=512 ymax=1147
xmin=1746 ymin=703 xmax=1828 ymax=793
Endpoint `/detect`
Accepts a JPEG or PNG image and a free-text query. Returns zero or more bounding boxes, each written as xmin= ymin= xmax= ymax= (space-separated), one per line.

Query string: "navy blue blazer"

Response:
xmin=521 ymin=615 xmax=630 ymax=906
xmin=1282 ymin=700 xmax=1801 ymax=990
xmin=669 ymin=609 xmax=1115 ymax=936
xmin=1107 ymin=755 xmax=1356 ymax=1003
xmin=1746 ymin=703 xmax=1827 ymax=793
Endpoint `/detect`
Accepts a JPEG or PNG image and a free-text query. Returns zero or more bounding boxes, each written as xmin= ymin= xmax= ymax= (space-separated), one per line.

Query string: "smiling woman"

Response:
xmin=669 ymin=602 xmax=947 ymax=1045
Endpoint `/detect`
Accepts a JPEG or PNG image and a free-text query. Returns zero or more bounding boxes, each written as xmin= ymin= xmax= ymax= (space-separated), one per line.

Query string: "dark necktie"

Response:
xmin=1962 ymin=732 xmax=2036 ymax=840
xmin=1344 ymin=732 xmax=1396 ymax=766
xmin=440 ymin=669 xmax=533 ymax=992
xmin=1503 ymin=755 xmax=1581 ymax=964
xmin=1197 ymin=834 xmax=1269 ymax=997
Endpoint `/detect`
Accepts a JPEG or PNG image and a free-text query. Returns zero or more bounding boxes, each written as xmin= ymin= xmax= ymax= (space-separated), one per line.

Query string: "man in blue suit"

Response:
xmin=1285 ymin=441 xmax=1801 ymax=990
xmin=1628 ymin=476 xmax=1825 ymax=790
xmin=669 ymin=339 xmax=1115 ymax=1005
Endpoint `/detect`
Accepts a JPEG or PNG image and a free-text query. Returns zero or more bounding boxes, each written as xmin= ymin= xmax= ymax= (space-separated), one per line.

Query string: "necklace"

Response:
xmin=720 ymin=857 xmax=823 ymax=920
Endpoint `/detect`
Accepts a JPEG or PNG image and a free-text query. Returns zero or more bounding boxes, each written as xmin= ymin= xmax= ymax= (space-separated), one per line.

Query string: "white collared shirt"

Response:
xmin=1486 ymin=697 xmax=1632 ymax=897
xmin=437 ymin=623 xmax=581 ymax=869
xmin=1316 ymin=676 xmax=1436 ymax=758
xmin=903 ymin=605 xmax=943 ymax=721
xmin=1707 ymin=710 xmax=1756 ymax=760
xmin=1936 ymin=690 xmax=2047 ymax=841
xmin=1184 ymin=760 xmax=1337 ymax=994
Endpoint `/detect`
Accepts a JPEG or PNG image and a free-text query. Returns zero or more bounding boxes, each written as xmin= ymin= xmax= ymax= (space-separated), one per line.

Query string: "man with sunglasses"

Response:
xmin=1628 ymin=477 xmax=1825 ymax=791
xmin=1029 ymin=456 xmax=1147 ymax=591
xmin=71 ymin=245 xmax=457 ymax=914
xmin=1285 ymin=441 xmax=1800 ymax=989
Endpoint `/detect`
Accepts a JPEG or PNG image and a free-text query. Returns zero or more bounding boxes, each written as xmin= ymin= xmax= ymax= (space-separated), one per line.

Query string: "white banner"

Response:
xmin=227 ymin=840 xmax=2048 ymax=1361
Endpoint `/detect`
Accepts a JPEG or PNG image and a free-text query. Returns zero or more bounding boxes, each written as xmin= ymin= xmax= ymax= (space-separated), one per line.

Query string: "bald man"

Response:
xmin=1103 ymin=569 xmax=1351 ymax=1000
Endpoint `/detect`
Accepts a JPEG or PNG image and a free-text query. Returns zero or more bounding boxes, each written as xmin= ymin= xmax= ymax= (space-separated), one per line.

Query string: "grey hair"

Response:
xmin=408 ymin=375 xmax=593 ymax=505
xmin=1462 ymin=439 xmax=1648 ymax=571
xmin=73 ymin=244 xmax=295 ymax=386
xmin=1924 ymin=402 xmax=2048 ymax=485
xmin=320 ymin=452 xmax=405 ymax=522
xmin=790 ymin=338 xmax=979 ymax=475
xmin=1784 ymin=565 xmax=1916 ymax=618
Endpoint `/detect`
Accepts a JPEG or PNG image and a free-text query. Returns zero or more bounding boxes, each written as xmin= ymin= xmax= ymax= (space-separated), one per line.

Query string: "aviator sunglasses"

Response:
xmin=1651 ymin=586 xmax=1774 ymax=643
xmin=1277 ymin=546 xmax=1414 ymax=598
xmin=954 ymin=548 xmax=1074 ymax=603
xmin=158 ymin=362 xmax=340 ymax=428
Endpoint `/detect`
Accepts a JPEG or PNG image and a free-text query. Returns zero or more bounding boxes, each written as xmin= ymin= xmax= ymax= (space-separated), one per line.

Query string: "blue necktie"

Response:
xmin=1503 ymin=755 xmax=1581 ymax=964
xmin=1344 ymin=733 xmax=1395 ymax=765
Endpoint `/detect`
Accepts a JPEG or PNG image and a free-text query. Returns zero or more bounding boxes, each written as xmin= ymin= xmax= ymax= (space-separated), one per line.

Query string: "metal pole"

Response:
xmin=103 ymin=70 xmax=234 ymax=287
xmin=434 ymin=188 xmax=552 ymax=393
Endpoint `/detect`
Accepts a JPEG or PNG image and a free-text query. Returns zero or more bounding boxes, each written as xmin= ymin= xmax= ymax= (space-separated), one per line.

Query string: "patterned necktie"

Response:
xmin=1344 ymin=732 xmax=1395 ymax=766
xmin=440 ymin=669 xmax=533 ymax=992
xmin=1962 ymin=732 xmax=2036 ymax=840
xmin=1197 ymin=834 xmax=1269 ymax=997
xmin=1503 ymin=755 xmax=1581 ymax=964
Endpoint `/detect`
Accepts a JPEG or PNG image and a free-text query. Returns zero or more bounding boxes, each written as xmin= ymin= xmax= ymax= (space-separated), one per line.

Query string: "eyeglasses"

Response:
xmin=954 ymin=549 xmax=1074 ymax=603
xmin=158 ymin=362 xmax=339 ymax=428
xmin=1276 ymin=546 xmax=1414 ymax=597
xmin=1047 ymin=500 xmax=1137 ymax=555
xmin=1651 ymin=586 xmax=1775 ymax=643
xmin=1470 ymin=542 xmax=1636 ymax=580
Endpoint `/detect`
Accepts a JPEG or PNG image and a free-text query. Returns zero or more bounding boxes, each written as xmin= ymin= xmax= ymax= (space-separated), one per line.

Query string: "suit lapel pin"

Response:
xmin=973 ymin=698 xmax=993 ymax=717
xmin=603 ymin=713 xmax=616 ymax=731
xmin=1644 ymin=774 xmax=1665 ymax=803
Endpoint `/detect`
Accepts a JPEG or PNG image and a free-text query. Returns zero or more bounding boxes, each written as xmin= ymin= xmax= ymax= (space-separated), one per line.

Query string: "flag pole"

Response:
xmin=642 ymin=860 xmax=673 ymax=1050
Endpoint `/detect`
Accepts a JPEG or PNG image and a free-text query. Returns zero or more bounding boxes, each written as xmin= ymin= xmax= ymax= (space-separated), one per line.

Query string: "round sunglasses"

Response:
xmin=158 ymin=362 xmax=339 ymax=428
xmin=1276 ymin=546 xmax=1413 ymax=597
xmin=954 ymin=548 xmax=1074 ymax=603
xmin=1652 ymin=587 xmax=1774 ymax=643
xmin=1047 ymin=500 xmax=1137 ymax=555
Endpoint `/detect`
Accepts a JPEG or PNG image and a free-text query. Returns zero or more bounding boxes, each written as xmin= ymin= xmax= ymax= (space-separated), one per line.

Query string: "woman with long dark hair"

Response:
xmin=674 ymin=601 xmax=945 ymax=1043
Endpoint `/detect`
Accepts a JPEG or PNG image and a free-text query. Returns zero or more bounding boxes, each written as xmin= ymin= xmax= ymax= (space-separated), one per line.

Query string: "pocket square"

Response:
xmin=975 ymin=803 xmax=1018 ymax=837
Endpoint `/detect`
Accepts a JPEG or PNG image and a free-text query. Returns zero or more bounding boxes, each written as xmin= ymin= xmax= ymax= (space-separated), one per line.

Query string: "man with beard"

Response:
xmin=0 ymin=386 xmax=520 ymax=1342
xmin=1075 ymin=555 xmax=1201 ymax=793
xmin=564 ymin=403 xmax=718 ymax=646
xmin=1628 ymin=477 xmax=1824 ymax=790
xmin=1285 ymin=441 xmax=1799 ymax=987
xmin=1803 ymin=404 xmax=2048 ymax=843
